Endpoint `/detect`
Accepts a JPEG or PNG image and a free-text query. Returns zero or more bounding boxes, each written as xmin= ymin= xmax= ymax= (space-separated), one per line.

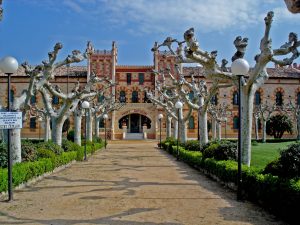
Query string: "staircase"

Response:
xmin=124 ymin=133 xmax=144 ymax=140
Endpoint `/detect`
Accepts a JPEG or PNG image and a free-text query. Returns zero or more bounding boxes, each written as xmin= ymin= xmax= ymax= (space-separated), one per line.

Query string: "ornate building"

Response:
xmin=1 ymin=42 xmax=300 ymax=140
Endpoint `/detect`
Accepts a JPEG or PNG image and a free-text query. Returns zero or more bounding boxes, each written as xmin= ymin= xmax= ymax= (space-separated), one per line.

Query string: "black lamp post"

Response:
xmin=82 ymin=101 xmax=90 ymax=160
xmin=0 ymin=56 xmax=19 ymax=202
xmin=103 ymin=113 xmax=108 ymax=149
xmin=158 ymin=113 xmax=163 ymax=148
xmin=175 ymin=100 xmax=183 ymax=160
xmin=231 ymin=58 xmax=249 ymax=200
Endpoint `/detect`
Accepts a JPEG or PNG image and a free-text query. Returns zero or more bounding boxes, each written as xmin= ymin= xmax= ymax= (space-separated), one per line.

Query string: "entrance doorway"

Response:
xmin=119 ymin=113 xmax=151 ymax=133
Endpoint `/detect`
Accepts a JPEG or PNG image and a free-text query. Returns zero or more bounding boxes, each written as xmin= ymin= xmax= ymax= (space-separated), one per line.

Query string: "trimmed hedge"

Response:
xmin=0 ymin=142 xmax=103 ymax=193
xmin=161 ymin=140 xmax=300 ymax=225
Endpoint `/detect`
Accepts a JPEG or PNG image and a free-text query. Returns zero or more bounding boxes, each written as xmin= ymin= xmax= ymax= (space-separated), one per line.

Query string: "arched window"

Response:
xmin=211 ymin=94 xmax=218 ymax=105
xmin=255 ymin=91 xmax=261 ymax=105
xmin=30 ymin=117 xmax=36 ymax=129
xmin=188 ymin=116 xmax=195 ymax=129
xmin=99 ymin=118 xmax=104 ymax=128
xmin=188 ymin=91 xmax=194 ymax=101
xmin=52 ymin=96 xmax=59 ymax=105
xmin=119 ymin=91 xmax=126 ymax=103
xmin=132 ymin=91 xmax=138 ymax=103
xmin=166 ymin=90 xmax=173 ymax=97
xmin=232 ymin=91 xmax=238 ymax=105
xmin=275 ymin=92 xmax=283 ymax=106
xmin=297 ymin=92 xmax=300 ymax=105
xmin=233 ymin=116 xmax=239 ymax=129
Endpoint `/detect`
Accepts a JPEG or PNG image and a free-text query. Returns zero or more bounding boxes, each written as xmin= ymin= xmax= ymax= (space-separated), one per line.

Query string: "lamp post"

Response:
xmin=82 ymin=101 xmax=90 ymax=160
xmin=158 ymin=113 xmax=163 ymax=148
xmin=0 ymin=56 xmax=19 ymax=201
xmin=231 ymin=58 xmax=249 ymax=200
xmin=103 ymin=113 xmax=108 ymax=149
xmin=38 ymin=117 xmax=43 ymax=140
xmin=175 ymin=100 xmax=183 ymax=160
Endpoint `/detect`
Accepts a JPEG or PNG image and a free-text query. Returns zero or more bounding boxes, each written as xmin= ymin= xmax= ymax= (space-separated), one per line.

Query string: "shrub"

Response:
xmin=264 ymin=143 xmax=300 ymax=178
xmin=67 ymin=130 xmax=75 ymax=142
xmin=37 ymin=141 xmax=63 ymax=155
xmin=36 ymin=148 xmax=56 ymax=159
xmin=202 ymin=140 xmax=237 ymax=161
xmin=76 ymin=148 xmax=84 ymax=161
xmin=266 ymin=114 xmax=293 ymax=139
xmin=93 ymin=137 xmax=102 ymax=144
xmin=21 ymin=140 xmax=37 ymax=162
xmin=0 ymin=142 xmax=7 ymax=168
xmin=182 ymin=140 xmax=200 ymax=151
xmin=62 ymin=139 xmax=81 ymax=152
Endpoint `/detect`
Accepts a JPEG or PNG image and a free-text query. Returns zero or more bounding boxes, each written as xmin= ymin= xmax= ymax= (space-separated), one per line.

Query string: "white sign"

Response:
xmin=0 ymin=112 xmax=23 ymax=129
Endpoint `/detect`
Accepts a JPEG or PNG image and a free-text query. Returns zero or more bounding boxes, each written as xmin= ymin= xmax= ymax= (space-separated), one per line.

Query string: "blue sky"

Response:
xmin=1 ymin=0 xmax=300 ymax=67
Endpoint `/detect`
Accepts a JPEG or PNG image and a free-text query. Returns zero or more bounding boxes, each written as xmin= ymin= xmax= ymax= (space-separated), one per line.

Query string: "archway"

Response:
xmin=119 ymin=113 xmax=151 ymax=133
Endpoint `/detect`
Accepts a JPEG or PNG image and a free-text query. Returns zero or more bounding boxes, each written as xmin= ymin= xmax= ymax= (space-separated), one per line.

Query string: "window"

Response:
xmin=297 ymin=92 xmax=300 ymax=105
xmin=188 ymin=92 xmax=194 ymax=101
xmin=255 ymin=91 xmax=261 ymax=105
xmin=119 ymin=91 xmax=126 ymax=103
xmin=132 ymin=91 xmax=138 ymax=103
xmin=52 ymin=96 xmax=59 ymax=105
xmin=98 ymin=95 xmax=104 ymax=103
xmin=211 ymin=95 xmax=218 ymax=105
xmin=233 ymin=116 xmax=239 ymax=129
xmin=139 ymin=73 xmax=144 ymax=85
xmin=232 ymin=91 xmax=238 ymax=105
xmin=126 ymin=73 xmax=131 ymax=85
xmin=99 ymin=118 xmax=104 ymax=128
xmin=30 ymin=95 xmax=36 ymax=105
xmin=188 ymin=116 xmax=195 ymax=129
xmin=30 ymin=117 xmax=36 ymax=129
xmin=275 ymin=92 xmax=283 ymax=106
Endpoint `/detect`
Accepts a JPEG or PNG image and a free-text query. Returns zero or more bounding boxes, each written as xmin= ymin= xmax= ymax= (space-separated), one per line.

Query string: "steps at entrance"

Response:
xmin=125 ymin=133 xmax=144 ymax=140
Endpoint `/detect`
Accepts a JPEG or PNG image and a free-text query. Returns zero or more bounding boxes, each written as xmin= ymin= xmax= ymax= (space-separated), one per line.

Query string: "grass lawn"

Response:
xmin=250 ymin=141 xmax=297 ymax=170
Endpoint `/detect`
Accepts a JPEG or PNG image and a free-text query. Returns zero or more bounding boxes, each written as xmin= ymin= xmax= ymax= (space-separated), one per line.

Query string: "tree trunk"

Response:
xmin=216 ymin=121 xmax=221 ymax=140
xmin=199 ymin=111 xmax=209 ymax=145
xmin=166 ymin=116 xmax=172 ymax=138
xmin=241 ymin=88 xmax=254 ymax=167
xmin=87 ymin=109 xmax=93 ymax=142
xmin=173 ymin=120 xmax=178 ymax=139
xmin=10 ymin=129 xmax=21 ymax=163
xmin=44 ymin=116 xmax=51 ymax=142
xmin=262 ymin=120 xmax=267 ymax=143
xmin=74 ymin=112 xmax=82 ymax=146
xmin=178 ymin=108 xmax=187 ymax=143
xmin=212 ymin=118 xmax=216 ymax=140
xmin=94 ymin=116 xmax=100 ymax=139
xmin=51 ymin=117 xmax=64 ymax=146
xmin=255 ymin=117 xmax=259 ymax=141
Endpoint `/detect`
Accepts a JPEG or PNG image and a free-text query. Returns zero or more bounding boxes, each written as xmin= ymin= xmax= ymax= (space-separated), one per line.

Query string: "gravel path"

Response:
xmin=0 ymin=140 xmax=285 ymax=225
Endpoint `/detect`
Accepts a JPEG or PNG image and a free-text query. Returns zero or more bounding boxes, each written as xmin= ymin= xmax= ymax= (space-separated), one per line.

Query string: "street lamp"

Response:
xmin=0 ymin=56 xmax=19 ymax=202
xmin=38 ymin=117 xmax=43 ymax=141
xmin=82 ymin=100 xmax=90 ymax=160
xmin=231 ymin=58 xmax=249 ymax=200
xmin=103 ymin=113 xmax=108 ymax=149
xmin=175 ymin=100 xmax=183 ymax=160
xmin=158 ymin=113 xmax=163 ymax=148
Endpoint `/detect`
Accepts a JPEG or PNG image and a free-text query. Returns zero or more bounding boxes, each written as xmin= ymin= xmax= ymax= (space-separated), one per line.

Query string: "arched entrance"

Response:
xmin=119 ymin=113 xmax=151 ymax=133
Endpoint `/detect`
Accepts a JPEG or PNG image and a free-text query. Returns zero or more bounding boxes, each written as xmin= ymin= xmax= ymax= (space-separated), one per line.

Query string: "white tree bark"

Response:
xmin=166 ymin=115 xmax=172 ymax=138
xmin=87 ymin=109 xmax=93 ymax=142
xmin=216 ymin=121 xmax=222 ymax=140
xmin=74 ymin=110 xmax=82 ymax=146
xmin=211 ymin=118 xmax=216 ymax=140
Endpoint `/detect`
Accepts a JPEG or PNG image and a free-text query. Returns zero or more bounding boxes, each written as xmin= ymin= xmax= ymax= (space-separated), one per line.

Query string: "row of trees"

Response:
xmin=1 ymin=42 xmax=121 ymax=163
xmin=146 ymin=11 xmax=300 ymax=166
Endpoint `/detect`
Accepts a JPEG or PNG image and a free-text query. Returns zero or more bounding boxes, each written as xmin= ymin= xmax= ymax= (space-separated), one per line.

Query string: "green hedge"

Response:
xmin=0 ymin=142 xmax=103 ymax=193
xmin=161 ymin=141 xmax=300 ymax=224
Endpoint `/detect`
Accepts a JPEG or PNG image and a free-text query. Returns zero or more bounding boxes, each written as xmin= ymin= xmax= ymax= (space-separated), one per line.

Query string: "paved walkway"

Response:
xmin=0 ymin=141 xmax=284 ymax=225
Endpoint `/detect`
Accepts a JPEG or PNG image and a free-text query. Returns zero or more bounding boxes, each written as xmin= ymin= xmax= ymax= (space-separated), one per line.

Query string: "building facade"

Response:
xmin=1 ymin=42 xmax=300 ymax=140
